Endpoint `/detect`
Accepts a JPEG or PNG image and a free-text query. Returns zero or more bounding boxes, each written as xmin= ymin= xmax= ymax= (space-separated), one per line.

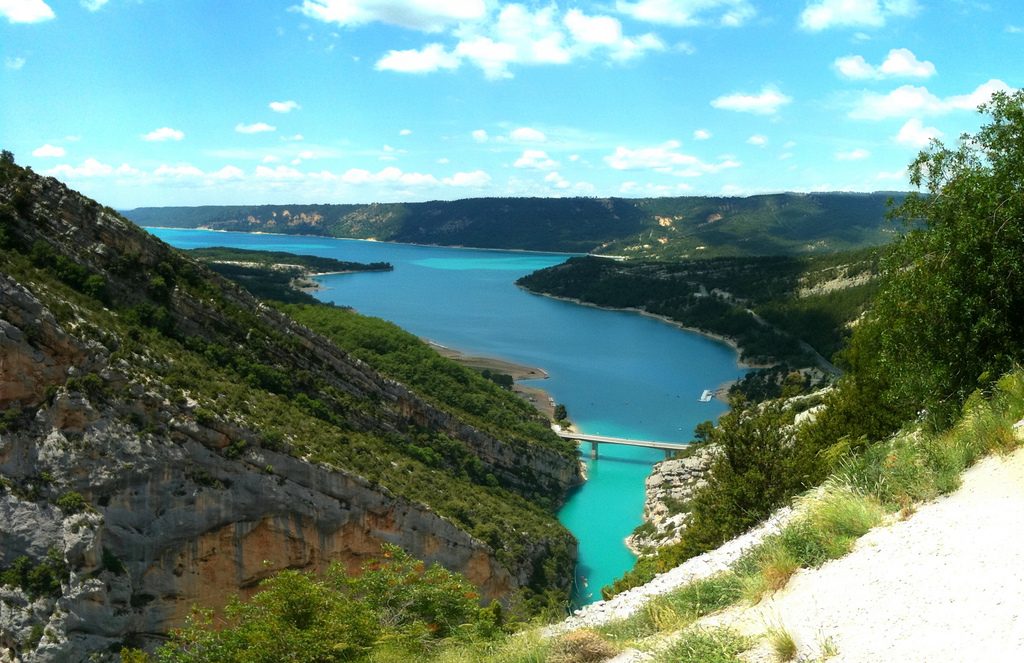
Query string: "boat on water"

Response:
xmin=699 ymin=389 xmax=713 ymax=402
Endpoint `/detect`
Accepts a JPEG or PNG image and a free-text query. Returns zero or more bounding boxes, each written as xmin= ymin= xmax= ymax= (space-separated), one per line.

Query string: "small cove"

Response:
xmin=150 ymin=228 xmax=747 ymax=604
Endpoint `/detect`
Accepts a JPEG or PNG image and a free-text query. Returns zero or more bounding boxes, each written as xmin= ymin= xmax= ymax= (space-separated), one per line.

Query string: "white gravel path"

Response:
xmin=700 ymin=447 xmax=1024 ymax=663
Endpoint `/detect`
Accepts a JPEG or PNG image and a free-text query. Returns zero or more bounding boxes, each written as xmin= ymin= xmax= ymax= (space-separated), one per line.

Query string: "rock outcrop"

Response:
xmin=626 ymin=446 xmax=716 ymax=554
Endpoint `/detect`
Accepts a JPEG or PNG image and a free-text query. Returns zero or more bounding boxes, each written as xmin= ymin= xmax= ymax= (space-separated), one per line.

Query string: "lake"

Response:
xmin=149 ymin=228 xmax=746 ymax=604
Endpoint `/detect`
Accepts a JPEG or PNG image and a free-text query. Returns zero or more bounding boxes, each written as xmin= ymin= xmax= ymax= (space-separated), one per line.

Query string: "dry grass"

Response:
xmin=545 ymin=630 xmax=618 ymax=663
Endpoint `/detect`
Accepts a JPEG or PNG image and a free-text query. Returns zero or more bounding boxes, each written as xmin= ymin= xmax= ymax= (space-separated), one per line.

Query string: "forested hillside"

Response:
xmin=518 ymin=248 xmax=881 ymax=383
xmin=125 ymin=192 xmax=901 ymax=258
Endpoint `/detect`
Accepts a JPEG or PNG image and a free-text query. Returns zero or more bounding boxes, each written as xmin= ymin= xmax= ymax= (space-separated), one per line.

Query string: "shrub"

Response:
xmin=156 ymin=545 xmax=501 ymax=662
xmin=55 ymin=491 xmax=88 ymax=514
xmin=546 ymin=630 xmax=618 ymax=663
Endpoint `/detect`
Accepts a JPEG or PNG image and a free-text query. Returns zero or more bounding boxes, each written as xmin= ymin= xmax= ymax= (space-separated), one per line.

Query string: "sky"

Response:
xmin=1 ymin=0 xmax=1021 ymax=208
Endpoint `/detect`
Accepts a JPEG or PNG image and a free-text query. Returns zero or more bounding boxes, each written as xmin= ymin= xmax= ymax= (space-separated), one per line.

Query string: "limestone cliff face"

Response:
xmin=0 ymin=408 xmax=517 ymax=658
xmin=0 ymin=164 xmax=581 ymax=661
xmin=625 ymin=446 xmax=715 ymax=555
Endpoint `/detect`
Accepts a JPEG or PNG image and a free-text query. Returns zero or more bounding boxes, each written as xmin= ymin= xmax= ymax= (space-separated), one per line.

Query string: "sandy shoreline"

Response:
xmin=427 ymin=342 xmax=559 ymax=420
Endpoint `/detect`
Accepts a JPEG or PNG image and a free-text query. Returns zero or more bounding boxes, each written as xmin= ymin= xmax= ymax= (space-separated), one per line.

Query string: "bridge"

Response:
xmin=554 ymin=430 xmax=689 ymax=459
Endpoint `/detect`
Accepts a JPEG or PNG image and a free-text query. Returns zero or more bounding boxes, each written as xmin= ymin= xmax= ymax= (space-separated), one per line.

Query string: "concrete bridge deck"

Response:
xmin=555 ymin=430 xmax=689 ymax=459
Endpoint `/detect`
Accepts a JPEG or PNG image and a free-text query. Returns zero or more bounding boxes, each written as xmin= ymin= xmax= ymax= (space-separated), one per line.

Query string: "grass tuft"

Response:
xmin=739 ymin=541 xmax=798 ymax=604
xmin=599 ymin=572 xmax=742 ymax=642
xmin=819 ymin=634 xmax=839 ymax=658
xmin=654 ymin=627 xmax=751 ymax=663
xmin=767 ymin=626 xmax=798 ymax=661
xmin=545 ymin=630 xmax=618 ymax=663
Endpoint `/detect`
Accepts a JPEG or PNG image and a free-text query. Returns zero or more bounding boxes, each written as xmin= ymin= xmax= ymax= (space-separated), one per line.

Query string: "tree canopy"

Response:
xmin=850 ymin=90 xmax=1024 ymax=428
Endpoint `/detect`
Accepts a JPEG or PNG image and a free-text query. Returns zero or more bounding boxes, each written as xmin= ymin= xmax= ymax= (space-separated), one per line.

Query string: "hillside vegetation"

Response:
xmin=518 ymin=247 xmax=881 ymax=382
xmin=0 ymin=152 xmax=581 ymax=660
xmin=124 ymin=191 xmax=900 ymax=259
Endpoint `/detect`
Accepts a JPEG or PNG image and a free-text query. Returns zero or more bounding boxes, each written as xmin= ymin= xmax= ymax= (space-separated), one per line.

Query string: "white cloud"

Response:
xmin=286 ymin=133 xmax=305 ymax=141
xmin=693 ymin=128 xmax=712 ymax=140
xmin=299 ymin=0 xmax=486 ymax=32
xmin=5 ymin=56 xmax=25 ymax=70
xmin=373 ymin=4 xmax=664 ymax=79
xmin=262 ymin=155 xmax=280 ymax=163
xmin=513 ymin=149 xmax=558 ymax=170
xmin=544 ymin=171 xmax=571 ymax=190
xmin=376 ymin=43 xmax=460 ymax=73
xmin=849 ymin=79 xmax=1012 ymax=119
xmin=563 ymin=9 xmax=665 ymax=61
xmin=747 ymin=134 xmax=768 ymax=147
xmin=894 ymin=117 xmax=943 ymax=146
xmin=835 ymin=147 xmax=871 ymax=160
xmin=615 ymin=0 xmax=755 ymax=27
xmin=143 ymin=127 xmax=185 ymax=142
xmin=269 ymin=100 xmax=300 ymax=113
xmin=510 ymin=127 xmax=547 ymax=142
xmin=471 ymin=129 xmax=489 ymax=143
xmin=1007 ymin=25 xmax=1023 ymax=34
xmin=340 ymin=166 xmax=439 ymax=187
xmin=605 ymin=140 xmax=740 ymax=176
xmin=565 ymin=9 xmax=621 ymax=46
xmin=47 ymin=158 xmax=114 ymax=178
xmin=800 ymin=0 xmax=919 ymax=31
xmin=834 ymin=48 xmax=935 ymax=79
xmin=443 ymin=170 xmax=491 ymax=187
xmin=80 ymin=0 xmax=109 ymax=11
xmin=0 ymin=0 xmax=55 ymax=23
xmin=211 ymin=165 xmax=245 ymax=180
xmin=455 ymin=4 xmax=572 ymax=79
xmin=399 ymin=128 xmax=413 ymax=136
xmin=711 ymin=85 xmax=791 ymax=115
xmin=154 ymin=164 xmax=205 ymax=178
xmin=834 ymin=55 xmax=874 ymax=79
xmin=32 ymin=143 xmax=65 ymax=158
xmin=235 ymin=122 xmax=277 ymax=134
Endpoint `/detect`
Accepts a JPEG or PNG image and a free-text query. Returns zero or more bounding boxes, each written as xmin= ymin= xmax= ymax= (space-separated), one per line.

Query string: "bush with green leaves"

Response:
xmin=147 ymin=545 xmax=500 ymax=663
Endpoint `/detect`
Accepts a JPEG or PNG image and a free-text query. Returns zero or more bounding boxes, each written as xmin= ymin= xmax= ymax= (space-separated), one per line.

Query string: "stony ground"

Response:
xmin=699 ymin=447 xmax=1024 ymax=663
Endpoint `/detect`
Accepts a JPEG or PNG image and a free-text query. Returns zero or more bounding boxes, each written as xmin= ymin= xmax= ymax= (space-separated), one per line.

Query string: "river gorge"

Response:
xmin=150 ymin=228 xmax=747 ymax=603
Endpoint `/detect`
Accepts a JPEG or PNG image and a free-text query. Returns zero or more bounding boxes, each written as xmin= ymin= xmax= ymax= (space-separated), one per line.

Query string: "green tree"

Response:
xmin=851 ymin=90 xmax=1024 ymax=428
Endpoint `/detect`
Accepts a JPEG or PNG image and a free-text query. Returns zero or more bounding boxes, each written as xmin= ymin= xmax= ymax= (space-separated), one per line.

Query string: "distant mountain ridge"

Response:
xmin=124 ymin=192 xmax=905 ymax=258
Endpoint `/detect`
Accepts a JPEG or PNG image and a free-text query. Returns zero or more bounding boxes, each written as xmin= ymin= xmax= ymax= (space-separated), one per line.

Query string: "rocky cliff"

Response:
xmin=0 ymin=158 xmax=581 ymax=661
xmin=625 ymin=446 xmax=715 ymax=554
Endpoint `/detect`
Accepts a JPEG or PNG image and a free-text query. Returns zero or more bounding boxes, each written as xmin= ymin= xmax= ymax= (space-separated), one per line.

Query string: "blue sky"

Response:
xmin=2 ymin=1 xmax=1020 ymax=208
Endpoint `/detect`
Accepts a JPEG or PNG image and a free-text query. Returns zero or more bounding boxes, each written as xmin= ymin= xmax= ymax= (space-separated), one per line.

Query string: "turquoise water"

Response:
xmin=150 ymin=228 xmax=745 ymax=604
